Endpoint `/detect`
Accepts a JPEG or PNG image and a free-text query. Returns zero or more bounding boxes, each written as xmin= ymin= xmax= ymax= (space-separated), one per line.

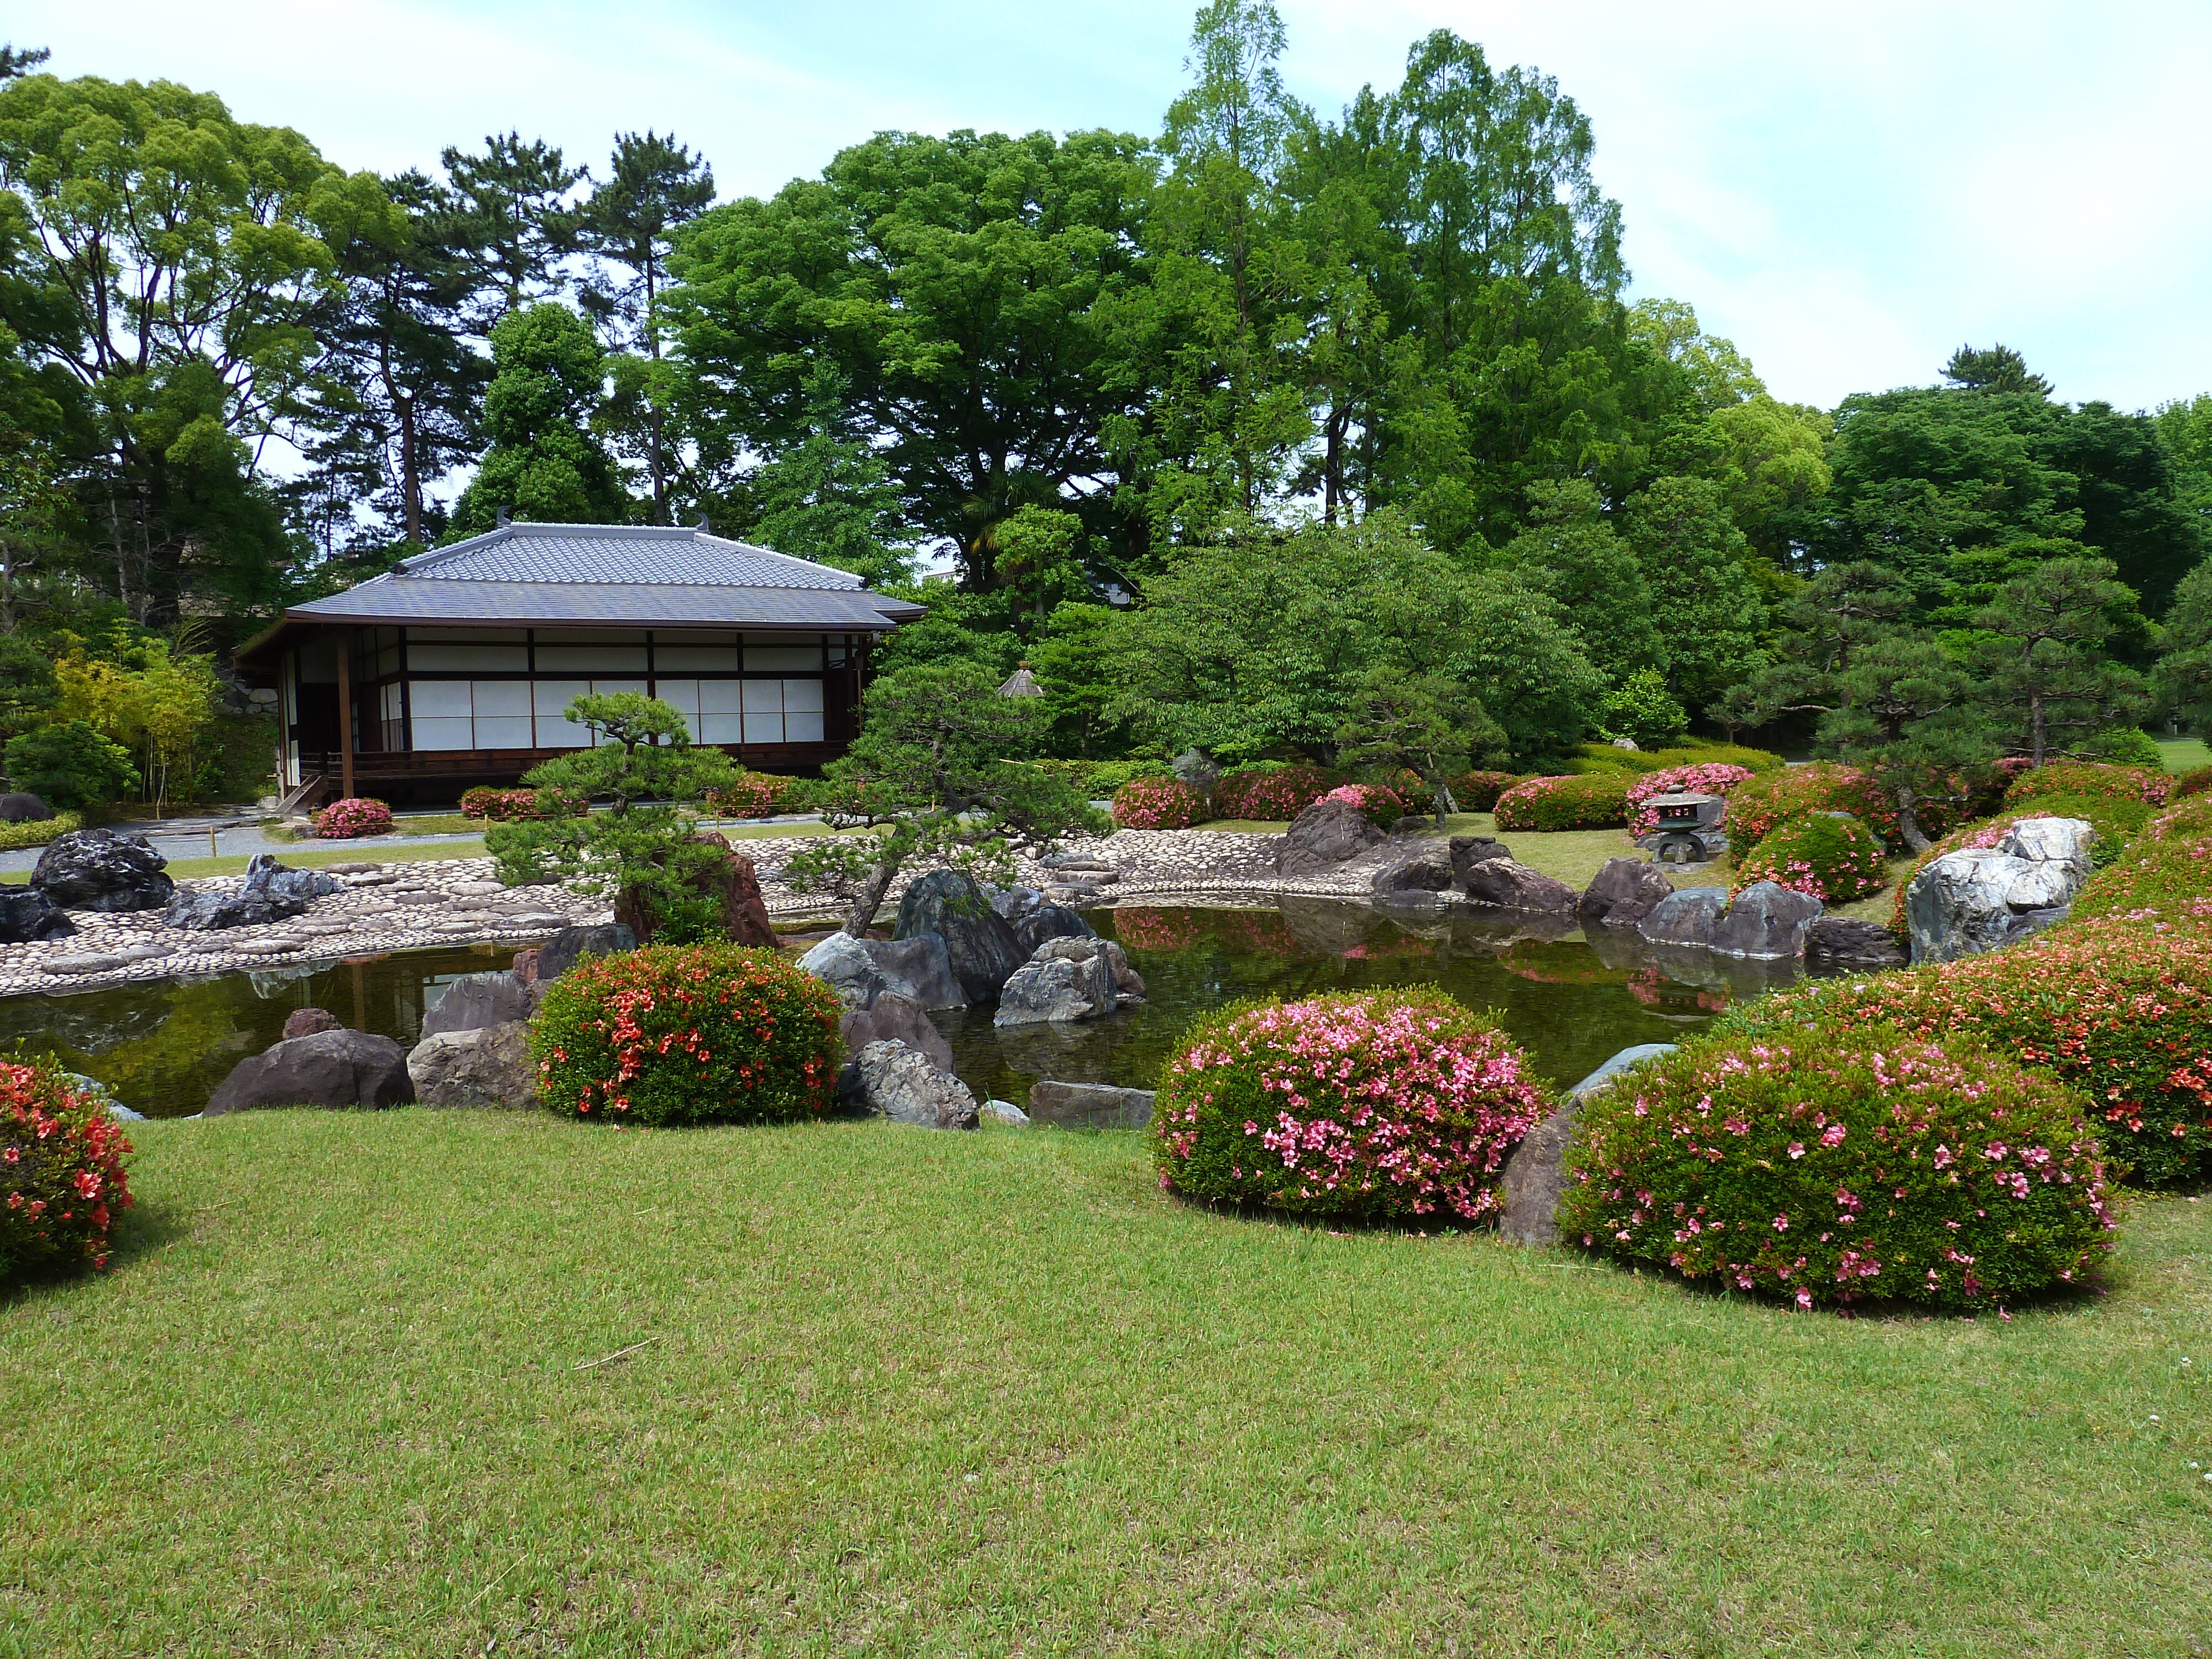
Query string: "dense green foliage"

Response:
xmin=3 ymin=720 xmax=137 ymax=807
xmin=1491 ymin=771 xmax=1629 ymax=831
xmin=1734 ymin=812 xmax=1887 ymax=904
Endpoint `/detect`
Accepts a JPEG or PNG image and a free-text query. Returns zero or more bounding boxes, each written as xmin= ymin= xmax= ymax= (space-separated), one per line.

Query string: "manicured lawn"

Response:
xmin=5 ymin=1112 xmax=2208 ymax=1656
xmin=2160 ymin=738 xmax=2210 ymax=775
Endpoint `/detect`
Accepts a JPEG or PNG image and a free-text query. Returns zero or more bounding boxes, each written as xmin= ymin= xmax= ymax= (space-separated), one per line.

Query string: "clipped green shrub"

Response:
xmin=1444 ymin=770 xmax=1524 ymax=812
xmin=1559 ymin=1024 xmax=2116 ymax=1310
xmin=1112 ymin=775 xmax=1207 ymax=830
xmin=1725 ymin=762 xmax=1899 ymax=854
xmin=1599 ymin=668 xmax=1687 ymax=749
xmin=5 ymin=721 xmax=138 ymax=809
xmin=2005 ymin=761 xmax=2171 ymax=810
xmin=1492 ymin=771 xmax=1631 ymax=831
xmin=1151 ymin=988 xmax=1552 ymax=1221
xmin=1735 ymin=812 xmax=1888 ymax=903
xmin=2080 ymin=726 xmax=2166 ymax=769
xmin=532 ymin=941 xmax=844 ymax=1127
xmin=1566 ymin=740 xmax=1786 ymax=778
xmin=2069 ymin=794 xmax=2212 ymax=933
xmin=1 ymin=1058 xmax=134 ymax=1282
xmin=0 ymin=808 xmax=82 ymax=852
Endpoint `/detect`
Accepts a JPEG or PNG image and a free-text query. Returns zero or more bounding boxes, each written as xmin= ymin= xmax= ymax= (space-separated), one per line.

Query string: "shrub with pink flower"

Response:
xmin=1624 ymin=763 xmax=1755 ymax=840
xmin=1558 ymin=1024 xmax=2116 ymax=1311
xmin=1 ymin=1059 xmax=134 ymax=1282
xmin=1214 ymin=764 xmax=1335 ymax=821
xmin=2005 ymin=760 xmax=2172 ymax=810
xmin=1151 ymin=988 xmax=1553 ymax=1222
xmin=1733 ymin=812 xmax=1888 ymax=903
xmin=704 ymin=771 xmax=798 ymax=819
xmin=1491 ymin=771 xmax=1629 ymax=831
xmin=1724 ymin=762 xmax=1899 ymax=854
xmin=1111 ymin=776 xmax=1208 ymax=830
xmin=1444 ymin=770 xmax=1522 ymax=811
xmin=312 ymin=796 xmax=393 ymax=838
xmin=1322 ymin=782 xmax=1404 ymax=828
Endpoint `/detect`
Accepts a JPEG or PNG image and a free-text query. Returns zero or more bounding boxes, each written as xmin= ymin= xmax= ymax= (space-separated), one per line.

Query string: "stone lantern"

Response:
xmin=1635 ymin=790 xmax=1727 ymax=864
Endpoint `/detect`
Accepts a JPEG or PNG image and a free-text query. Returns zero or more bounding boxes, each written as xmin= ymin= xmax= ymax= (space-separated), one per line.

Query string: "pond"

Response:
xmin=4 ymin=899 xmax=1811 ymax=1120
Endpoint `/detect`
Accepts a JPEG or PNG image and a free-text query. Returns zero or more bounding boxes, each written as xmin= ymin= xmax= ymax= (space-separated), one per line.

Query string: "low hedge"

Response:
xmin=703 ymin=771 xmax=800 ymax=819
xmin=1 ymin=1058 xmax=134 ymax=1282
xmin=1111 ymin=776 xmax=1208 ymax=830
xmin=0 ymin=808 xmax=83 ymax=852
xmin=1151 ymin=988 xmax=1552 ymax=1221
xmin=1214 ymin=764 xmax=1336 ymax=821
xmin=1558 ymin=1023 xmax=2116 ymax=1310
xmin=1725 ymin=763 xmax=1898 ymax=855
xmin=1492 ymin=771 xmax=1631 ymax=831
xmin=2005 ymin=761 xmax=2172 ymax=810
xmin=2069 ymin=794 xmax=2212 ymax=933
xmin=1445 ymin=770 xmax=1524 ymax=812
xmin=1565 ymin=741 xmax=1786 ymax=778
xmin=1735 ymin=812 xmax=1887 ymax=904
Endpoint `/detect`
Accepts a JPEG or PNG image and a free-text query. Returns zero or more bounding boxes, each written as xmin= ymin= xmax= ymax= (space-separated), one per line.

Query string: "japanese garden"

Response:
xmin=4 ymin=5 xmax=2212 ymax=1653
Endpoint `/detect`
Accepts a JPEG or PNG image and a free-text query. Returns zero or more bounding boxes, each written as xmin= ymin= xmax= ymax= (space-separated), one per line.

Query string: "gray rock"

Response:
xmin=1804 ymin=916 xmax=1908 ymax=972
xmin=1906 ymin=817 xmax=2097 ymax=964
xmin=63 ymin=1073 xmax=138 ymax=1121
xmin=1636 ymin=887 xmax=1729 ymax=948
xmin=1026 ymin=1080 xmax=1156 ymax=1131
xmin=1498 ymin=1044 xmax=1676 ymax=1247
xmin=1709 ymin=881 xmax=1825 ymax=959
xmin=408 ymin=1021 xmax=535 ymax=1109
xmin=995 ymin=937 xmax=1123 ymax=1026
xmin=895 ymin=869 xmax=1030 ymax=1003
xmin=535 ymin=922 xmax=638 ymax=982
xmin=1448 ymin=836 xmax=1512 ymax=889
xmin=982 ymin=1097 xmax=1030 ymax=1126
xmin=1460 ymin=857 xmax=1579 ymax=914
xmin=165 ymin=881 xmax=310 ymax=932
xmin=281 ymin=1007 xmax=342 ymax=1040
xmin=1172 ymin=748 xmax=1222 ymax=800
xmin=851 ymin=1039 xmax=978 ymax=1130
xmin=0 ymin=791 xmax=53 ymax=823
xmin=1578 ymin=858 xmax=1675 ymax=928
xmin=205 ymin=1029 xmax=415 ymax=1115
xmin=800 ymin=930 xmax=964 ymax=1010
xmin=0 ymin=886 xmax=74 ymax=943
xmin=1278 ymin=796 xmax=1384 ymax=879
xmin=1370 ymin=843 xmax=1454 ymax=895
xmin=245 ymin=853 xmax=340 ymax=907
xmin=989 ymin=884 xmax=1047 ymax=920
xmin=1010 ymin=904 xmax=1095 ymax=954
xmin=839 ymin=991 xmax=953 ymax=1084
xmin=32 ymin=828 xmax=174 ymax=912
xmin=421 ymin=970 xmax=535 ymax=1037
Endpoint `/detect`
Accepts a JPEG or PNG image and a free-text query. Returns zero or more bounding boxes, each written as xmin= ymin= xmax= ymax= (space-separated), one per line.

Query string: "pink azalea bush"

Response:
xmin=1492 ymin=771 xmax=1630 ymax=831
xmin=312 ymin=796 xmax=393 ymax=838
xmin=704 ymin=771 xmax=799 ymax=819
xmin=1733 ymin=812 xmax=1888 ymax=903
xmin=1624 ymin=763 xmax=1755 ymax=841
xmin=1150 ymin=988 xmax=1553 ymax=1222
xmin=1214 ymin=764 xmax=1336 ymax=821
xmin=1724 ymin=762 xmax=1899 ymax=854
xmin=1558 ymin=1024 xmax=2116 ymax=1311
xmin=1 ymin=1059 xmax=134 ymax=1282
xmin=1111 ymin=776 xmax=1208 ymax=830
xmin=1323 ymin=782 xmax=1404 ymax=828
xmin=2005 ymin=761 xmax=2172 ymax=810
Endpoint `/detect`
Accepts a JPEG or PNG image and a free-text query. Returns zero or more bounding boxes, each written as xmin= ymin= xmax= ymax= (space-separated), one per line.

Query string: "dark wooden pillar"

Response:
xmin=336 ymin=629 xmax=355 ymax=799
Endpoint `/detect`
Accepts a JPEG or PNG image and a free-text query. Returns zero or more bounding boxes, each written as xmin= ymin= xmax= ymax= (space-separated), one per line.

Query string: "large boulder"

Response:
xmin=1906 ymin=817 xmax=2096 ymax=965
xmin=534 ymin=923 xmax=638 ymax=983
xmin=1278 ymin=797 xmax=1383 ymax=879
xmin=849 ymin=1039 xmax=978 ymax=1130
xmin=996 ymin=937 xmax=1121 ymax=1026
xmin=1804 ymin=916 xmax=1908 ymax=972
xmin=0 ymin=886 xmax=73 ymax=944
xmin=614 ymin=833 xmax=779 ymax=948
xmin=1448 ymin=836 xmax=1512 ymax=889
xmin=1709 ymin=881 xmax=1825 ymax=959
xmin=1026 ymin=1080 xmax=1156 ymax=1131
xmin=1579 ymin=858 xmax=1675 ymax=928
xmin=421 ymin=969 xmax=536 ymax=1037
xmin=894 ymin=869 xmax=1028 ymax=1004
xmin=205 ymin=1029 xmax=415 ymax=1115
xmin=32 ymin=828 xmax=174 ymax=912
xmin=244 ymin=853 xmax=340 ymax=907
xmin=800 ymin=930 xmax=964 ymax=1010
xmin=408 ymin=1022 xmax=535 ymax=1109
xmin=1636 ymin=887 xmax=1728 ymax=949
xmin=0 ymin=791 xmax=53 ymax=823
xmin=839 ymin=992 xmax=953 ymax=1075
xmin=1371 ymin=843 xmax=1453 ymax=896
xmin=165 ymin=853 xmax=332 ymax=930
xmin=1499 ymin=1043 xmax=1676 ymax=1248
xmin=1010 ymin=904 xmax=1094 ymax=954
xmin=1460 ymin=857 xmax=1579 ymax=914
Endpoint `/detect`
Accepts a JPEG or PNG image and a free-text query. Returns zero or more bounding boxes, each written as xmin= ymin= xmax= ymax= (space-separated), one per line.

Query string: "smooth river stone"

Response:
xmin=44 ymin=953 xmax=128 ymax=974
xmin=232 ymin=937 xmax=301 ymax=955
xmin=451 ymin=881 xmax=504 ymax=896
xmin=390 ymin=891 xmax=442 ymax=907
xmin=111 ymin=943 xmax=171 ymax=963
xmin=506 ymin=912 xmax=572 ymax=930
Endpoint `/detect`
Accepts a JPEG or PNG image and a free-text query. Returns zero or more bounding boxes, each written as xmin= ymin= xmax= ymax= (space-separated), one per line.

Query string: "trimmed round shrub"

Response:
xmin=313 ymin=796 xmax=393 ymax=838
xmin=2175 ymin=764 xmax=2212 ymax=801
xmin=1151 ymin=988 xmax=1553 ymax=1222
xmin=1 ymin=1059 xmax=134 ymax=1281
xmin=1558 ymin=1024 xmax=2116 ymax=1310
xmin=1492 ymin=771 xmax=1631 ymax=831
xmin=1112 ymin=775 xmax=1207 ymax=830
xmin=1323 ymin=781 xmax=1404 ymax=829
xmin=2080 ymin=726 xmax=2167 ymax=769
xmin=1724 ymin=915 xmax=2212 ymax=1187
xmin=1214 ymin=764 xmax=1335 ymax=821
xmin=704 ymin=771 xmax=798 ymax=819
xmin=1725 ymin=762 xmax=1898 ymax=855
xmin=2005 ymin=761 xmax=2171 ymax=810
xmin=1624 ymin=763 xmax=1755 ymax=839
xmin=531 ymin=942 xmax=844 ymax=1126
xmin=460 ymin=786 xmax=542 ymax=821
xmin=1444 ymin=770 xmax=1522 ymax=812
xmin=2069 ymin=794 xmax=2212 ymax=933
xmin=1735 ymin=812 xmax=1887 ymax=903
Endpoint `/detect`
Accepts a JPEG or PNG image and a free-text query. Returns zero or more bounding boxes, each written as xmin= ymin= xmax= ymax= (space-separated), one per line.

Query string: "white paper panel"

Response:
xmin=780 ymin=677 xmax=825 ymax=712
xmin=533 ymin=681 xmax=592 ymax=747
xmin=409 ymin=680 xmax=470 ymax=717
xmin=537 ymin=645 xmax=648 ymax=672
xmin=701 ymin=713 xmax=744 ymax=745
xmin=784 ymin=709 xmax=825 ymax=743
xmin=740 ymin=680 xmax=783 ymax=713
xmin=743 ymin=711 xmax=785 ymax=744
xmin=700 ymin=680 xmax=745 ymax=714
xmin=474 ymin=717 xmax=533 ymax=748
xmin=411 ymin=717 xmax=472 ymax=752
xmin=652 ymin=679 xmax=701 ymax=714
xmin=472 ymin=680 xmax=531 ymax=716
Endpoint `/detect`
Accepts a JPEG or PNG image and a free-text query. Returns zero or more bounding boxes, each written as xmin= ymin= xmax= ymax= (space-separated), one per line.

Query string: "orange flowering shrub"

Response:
xmin=1 ymin=1060 xmax=133 ymax=1281
xmin=2174 ymin=765 xmax=2212 ymax=801
xmin=1559 ymin=1025 xmax=2115 ymax=1311
xmin=531 ymin=942 xmax=843 ymax=1127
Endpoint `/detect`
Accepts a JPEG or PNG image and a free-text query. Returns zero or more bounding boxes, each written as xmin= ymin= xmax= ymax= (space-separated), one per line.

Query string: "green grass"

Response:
xmin=4 ymin=1112 xmax=2208 ymax=1656
xmin=1197 ymin=815 xmax=1738 ymax=894
xmin=2159 ymin=737 xmax=2210 ymax=775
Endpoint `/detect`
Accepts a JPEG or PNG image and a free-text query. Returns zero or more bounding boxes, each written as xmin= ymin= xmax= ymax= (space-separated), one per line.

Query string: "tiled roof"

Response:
xmin=286 ymin=578 xmax=923 ymax=630
xmin=394 ymin=522 xmax=867 ymax=590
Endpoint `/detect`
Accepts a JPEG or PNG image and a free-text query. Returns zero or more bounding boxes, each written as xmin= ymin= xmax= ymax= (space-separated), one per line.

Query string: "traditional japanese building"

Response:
xmin=234 ymin=521 xmax=922 ymax=804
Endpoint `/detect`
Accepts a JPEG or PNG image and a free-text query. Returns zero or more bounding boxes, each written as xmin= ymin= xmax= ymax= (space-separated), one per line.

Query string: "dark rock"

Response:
xmin=990 ymin=884 xmax=1047 ymax=919
xmin=849 ymin=1039 xmax=978 ymax=1129
xmin=1460 ymin=857 xmax=1579 ymax=914
xmin=1579 ymin=858 xmax=1675 ymax=928
xmin=421 ymin=969 xmax=535 ymax=1037
xmin=1636 ymin=887 xmax=1729 ymax=948
xmin=839 ymin=992 xmax=953 ymax=1076
xmin=408 ymin=1022 xmax=534 ymax=1109
xmin=1710 ymin=881 xmax=1824 ymax=959
xmin=535 ymin=923 xmax=638 ymax=983
xmin=244 ymin=853 xmax=340 ymax=907
xmin=1010 ymin=904 xmax=1094 ymax=954
xmin=31 ymin=828 xmax=174 ymax=912
xmin=165 ymin=881 xmax=310 ymax=932
xmin=1370 ymin=844 xmax=1453 ymax=895
xmin=614 ymin=832 xmax=778 ymax=948
xmin=995 ymin=938 xmax=1126 ymax=1026
xmin=1026 ymin=1080 xmax=1156 ymax=1131
xmin=1804 ymin=916 xmax=1908 ymax=972
xmin=281 ymin=1007 xmax=342 ymax=1040
xmin=510 ymin=946 xmax=544 ymax=983
xmin=1448 ymin=836 xmax=1512 ymax=889
xmin=0 ymin=791 xmax=53 ymax=823
xmin=800 ymin=931 xmax=964 ymax=1010
xmin=894 ymin=869 xmax=1028 ymax=1004
xmin=204 ymin=1029 xmax=414 ymax=1115
xmin=0 ymin=886 xmax=74 ymax=944
xmin=1499 ymin=1044 xmax=1677 ymax=1247
xmin=1278 ymin=797 xmax=1383 ymax=879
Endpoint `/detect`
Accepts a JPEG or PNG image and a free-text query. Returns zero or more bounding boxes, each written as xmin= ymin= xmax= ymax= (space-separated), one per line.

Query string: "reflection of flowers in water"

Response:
xmin=1109 ymin=909 xmax=1201 ymax=953
xmin=1215 ymin=911 xmax=1305 ymax=956
xmin=1112 ymin=907 xmax=1309 ymax=958
xmin=1342 ymin=935 xmax=1439 ymax=961
xmin=1626 ymin=968 xmax=1728 ymax=1013
xmin=1502 ymin=942 xmax=1627 ymax=985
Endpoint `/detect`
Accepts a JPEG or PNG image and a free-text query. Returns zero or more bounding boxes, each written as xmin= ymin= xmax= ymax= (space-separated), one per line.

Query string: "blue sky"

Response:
xmin=39 ymin=0 xmax=2212 ymax=413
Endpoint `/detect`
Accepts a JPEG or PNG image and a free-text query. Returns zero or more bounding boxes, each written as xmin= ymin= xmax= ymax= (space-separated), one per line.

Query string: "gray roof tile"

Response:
xmin=289 ymin=578 xmax=922 ymax=630
xmin=395 ymin=523 xmax=868 ymax=591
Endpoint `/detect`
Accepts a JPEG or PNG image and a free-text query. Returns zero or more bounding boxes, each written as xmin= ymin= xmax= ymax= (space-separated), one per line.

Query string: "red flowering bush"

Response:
xmin=1214 ymin=764 xmax=1335 ymax=821
xmin=1323 ymin=782 xmax=1405 ymax=828
xmin=1112 ymin=776 xmax=1208 ymax=830
xmin=2005 ymin=761 xmax=2171 ymax=810
xmin=312 ymin=796 xmax=393 ymax=838
xmin=531 ymin=941 xmax=844 ymax=1127
xmin=704 ymin=771 xmax=798 ymax=819
xmin=461 ymin=786 xmax=539 ymax=821
xmin=1724 ymin=763 xmax=1898 ymax=854
xmin=2069 ymin=795 xmax=2212 ymax=935
xmin=1558 ymin=1025 xmax=2116 ymax=1311
xmin=1724 ymin=915 xmax=2212 ymax=1187
xmin=1735 ymin=812 xmax=1888 ymax=902
xmin=1 ymin=1060 xmax=133 ymax=1281
xmin=1444 ymin=770 xmax=1522 ymax=811
xmin=1151 ymin=988 xmax=1552 ymax=1221
xmin=2174 ymin=765 xmax=2212 ymax=801
xmin=1492 ymin=771 xmax=1630 ymax=831
xmin=1624 ymin=763 xmax=1755 ymax=839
